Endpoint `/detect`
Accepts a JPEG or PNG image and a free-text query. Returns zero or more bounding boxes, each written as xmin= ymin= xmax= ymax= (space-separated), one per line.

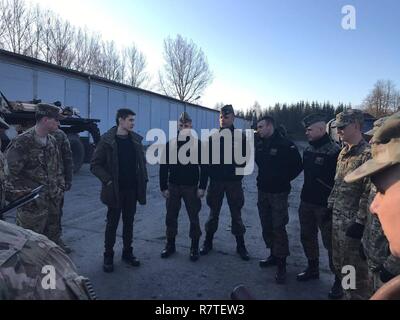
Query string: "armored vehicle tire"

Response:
xmin=67 ymin=133 xmax=85 ymax=173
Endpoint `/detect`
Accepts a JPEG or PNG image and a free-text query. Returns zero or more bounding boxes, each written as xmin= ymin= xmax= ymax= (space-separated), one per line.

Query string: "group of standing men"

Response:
xmin=1 ymin=101 xmax=399 ymax=300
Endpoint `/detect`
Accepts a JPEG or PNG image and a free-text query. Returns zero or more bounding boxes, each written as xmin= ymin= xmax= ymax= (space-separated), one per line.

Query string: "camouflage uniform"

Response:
xmin=328 ymin=138 xmax=371 ymax=299
xmin=5 ymin=127 xmax=64 ymax=243
xmin=51 ymin=129 xmax=73 ymax=241
xmin=0 ymin=220 xmax=95 ymax=300
xmin=0 ymin=152 xmax=8 ymax=220
xmin=363 ymin=186 xmax=400 ymax=295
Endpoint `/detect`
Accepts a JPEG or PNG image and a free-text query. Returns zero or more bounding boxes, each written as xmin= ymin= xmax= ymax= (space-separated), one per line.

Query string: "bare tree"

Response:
xmin=213 ymin=102 xmax=225 ymax=110
xmin=251 ymin=101 xmax=263 ymax=119
xmin=72 ymin=27 xmax=102 ymax=73
xmin=98 ymin=41 xmax=123 ymax=81
xmin=1 ymin=0 xmax=34 ymax=54
xmin=159 ymin=34 xmax=213 ymax=102
xmin=123 ymin=44 xmax=149 ymax=88
xmin=364 ymin=80 xmax=400 ymax=117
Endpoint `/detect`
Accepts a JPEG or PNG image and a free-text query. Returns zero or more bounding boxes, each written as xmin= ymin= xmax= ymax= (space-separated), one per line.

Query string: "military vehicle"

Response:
xmin=0 ymin=90 xmax=101 ymax=173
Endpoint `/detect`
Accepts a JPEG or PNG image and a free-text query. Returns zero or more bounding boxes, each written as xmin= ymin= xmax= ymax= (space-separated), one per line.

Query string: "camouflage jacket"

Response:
xmin=327 ymin=139 xmax=371 ymax=224
xmin=5 ymin=127 xmax=64 ymax=200
xmin=0 ymin=220 xmax=94 ymax=300
xmin=51 ymin=129 xmax=73 ymax=185
xmin=363 ymin=186 xmax=400 ymax=275
xmin=0 ymin=152 xmax=8 ymax=209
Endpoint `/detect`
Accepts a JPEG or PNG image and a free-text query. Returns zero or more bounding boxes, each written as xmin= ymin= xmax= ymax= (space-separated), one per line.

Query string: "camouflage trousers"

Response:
xmin=16 ymin=194 xmax=62 ymax=244
xmin=257 ymin=191 xmax=289 ymax=258
xmin=165 ymin=184 xmax=202 ymax=239
xmin=205 ymin=180 xmax=246 ymax=236
xmin=298 ymin=201 xmax=335 ymax=273
xmin=332 ymin=213 xmax=370 ymax=300
xmin=367 ymin=268 xmax=384 ymax=297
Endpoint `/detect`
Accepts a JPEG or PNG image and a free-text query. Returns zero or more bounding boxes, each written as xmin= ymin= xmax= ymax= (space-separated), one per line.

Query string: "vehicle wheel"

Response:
xmin=67 ymin=133 xmax=85 ymax=173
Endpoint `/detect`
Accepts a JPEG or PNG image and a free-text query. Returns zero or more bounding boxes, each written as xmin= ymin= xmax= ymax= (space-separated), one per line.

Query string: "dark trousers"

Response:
xmin=298 ymin=201 xmax=335 ymax=273
xmin=205 ymin=180 xmax=246 ymax=236
xmin=105 ymin=189 xmax=137 ymax=254
xmin=166 ymin=184 xmax=202 ymax=239
xmin=257 ymin=191 xmax=290 ymax=258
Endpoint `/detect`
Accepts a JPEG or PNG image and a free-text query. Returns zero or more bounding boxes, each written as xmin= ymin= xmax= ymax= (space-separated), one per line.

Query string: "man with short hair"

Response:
xmin=345 ymin=115 xmax=400 ymax=299
xmin=328 ymin=109 xmax=371 ymax=299
xmin=91 ymin=108 xmax=148 ymax=273
xmin=255 ymin=115 xmax=303 ymax=284
xmin=6 ymin=104 xmax=65 ymax=242
xmin=296 ymin=114 xmax=340 ymax=291
xmin=159 ymin=112 xmax=207 ymax=261
xmin=200 ymin=105 xmax=250 ymax=261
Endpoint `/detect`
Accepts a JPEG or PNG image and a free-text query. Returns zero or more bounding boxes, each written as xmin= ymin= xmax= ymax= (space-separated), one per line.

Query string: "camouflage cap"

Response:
xmin=221 ymin=104 xmax=235 ymax=116
xmin=179 ymin=111 xmax=192 ymax=123
xmin=364 ymin=116 xmax=389 ymax=137
xmin=345 ymin=116 xmax=400 ymax=183
xmin=36 ymin=103 xmax=64 ymax=120
xmin=334 ymin=109 xmax=364 ymax=128
xmin=0 ymin=116 xmax=10 ymax=129
xmin=302 ymin=113 xmax=327 ymax=128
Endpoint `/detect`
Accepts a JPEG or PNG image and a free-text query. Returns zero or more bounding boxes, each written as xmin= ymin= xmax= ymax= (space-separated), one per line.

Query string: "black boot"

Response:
xmin=200 ymin=233 xmax=213 ymax=255
xmin=296 ymin=259 xmax=319 ymax=281
xmin=161 ymin=238 xmax=176 ymax=259
xmin=103 ymin=252 xmax=114 ymax=273
xmin=275 ymin=257 xmax=287 ymax=284
xmin=236 ymin=236 xmax=250 ymax=261
xmin=259 ymin=254 xmax=277 ymax=268
xmin=190 ymin=238 xmax=200 ymax=262
xmin=328 ymin=276 xmax=344 ymax=300
xmin=122 ymin=248 xmax=141 ymax=267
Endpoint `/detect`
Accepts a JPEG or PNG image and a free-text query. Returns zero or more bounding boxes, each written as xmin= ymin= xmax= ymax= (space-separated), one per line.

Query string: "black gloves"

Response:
xmin=346 ymin=222 xmax=365 ymax=239
xmin=379 ymin=266 xmax=396 ymax=283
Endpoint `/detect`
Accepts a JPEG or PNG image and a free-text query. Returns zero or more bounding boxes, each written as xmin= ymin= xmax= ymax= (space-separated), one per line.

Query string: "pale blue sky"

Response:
xmin=32 ymin=0 xmax=400 ymax=110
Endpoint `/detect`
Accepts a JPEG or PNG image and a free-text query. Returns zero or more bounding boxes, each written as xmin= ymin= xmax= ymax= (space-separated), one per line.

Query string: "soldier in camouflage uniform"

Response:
xmin=328 ymin=109 xmax=371 ymax=300
xmin=5 ymin=104 xmax=65 ymax=244
xmin=0 ymin=219 xmax=95 ymax=300
xmin=362 ymin=115 xmax=400 ymax=296
xmin=345 ymin=115 xmax=400 ymax=299
xmin=296 ymin=114 xmax=340 ymax=289
xmin=51 ymin=129 xmax=73 ymax=253
xmin=0 ymin=117 xmax=10 ymax=220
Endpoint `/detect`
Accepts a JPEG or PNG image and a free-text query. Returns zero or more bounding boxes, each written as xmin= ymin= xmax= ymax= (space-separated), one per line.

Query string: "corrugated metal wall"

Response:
xmin=0 ymin=51 xmax=251 ymax=143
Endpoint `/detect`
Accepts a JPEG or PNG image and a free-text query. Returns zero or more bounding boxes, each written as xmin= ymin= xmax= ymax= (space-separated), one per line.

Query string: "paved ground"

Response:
xmin=5 ymin=142 xmax=336 ymax=300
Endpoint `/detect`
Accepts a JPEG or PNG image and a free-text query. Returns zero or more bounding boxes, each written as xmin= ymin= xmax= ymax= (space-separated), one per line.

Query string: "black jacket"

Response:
xmin=207 ymin=126 xmax=248 ymax=182
xmin=301 ymin=134 xmax=340 ymax=207
xmin=255 ymin=131 xmax=303 ymax=193
xmin=90 ymin=127 xmax=148 ymax=206
xmin=159 ymin=137 xmax=208 ymax=191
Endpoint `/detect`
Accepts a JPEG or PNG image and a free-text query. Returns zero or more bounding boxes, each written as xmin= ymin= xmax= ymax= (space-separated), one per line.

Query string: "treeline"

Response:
xmin=237 ymin=101 xmax=350 ymax=138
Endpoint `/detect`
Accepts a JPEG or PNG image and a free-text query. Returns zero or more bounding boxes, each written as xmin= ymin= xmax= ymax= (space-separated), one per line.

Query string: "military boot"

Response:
xmin=328 ymin=276 xmax=344 ymax=300
xmin=122 ymin=247 xmax=141 ymax=267
xmin=236 ymin=236 xmax=250 ymax=261
xmin=259 ymin=254 xmax=277 ymax=268
xmin=103 ymin=252 xmax=114 ymax=273
xmin=296 ymin=259 xmax=319 ymax=281
xmin=200 ymin=233 xmax=213 ymax=255
xmin=275 ymin=257 xmax=287 ymax=284
xmin=161 ymin=238 xmax=176 ymax=259
xmin=190 ymin=238 xmax=200 ymax=262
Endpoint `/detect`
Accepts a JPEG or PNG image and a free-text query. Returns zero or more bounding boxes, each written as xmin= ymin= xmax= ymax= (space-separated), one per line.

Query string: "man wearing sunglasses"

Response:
xmin=327 ymin=109 xmax=371 ymax=299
